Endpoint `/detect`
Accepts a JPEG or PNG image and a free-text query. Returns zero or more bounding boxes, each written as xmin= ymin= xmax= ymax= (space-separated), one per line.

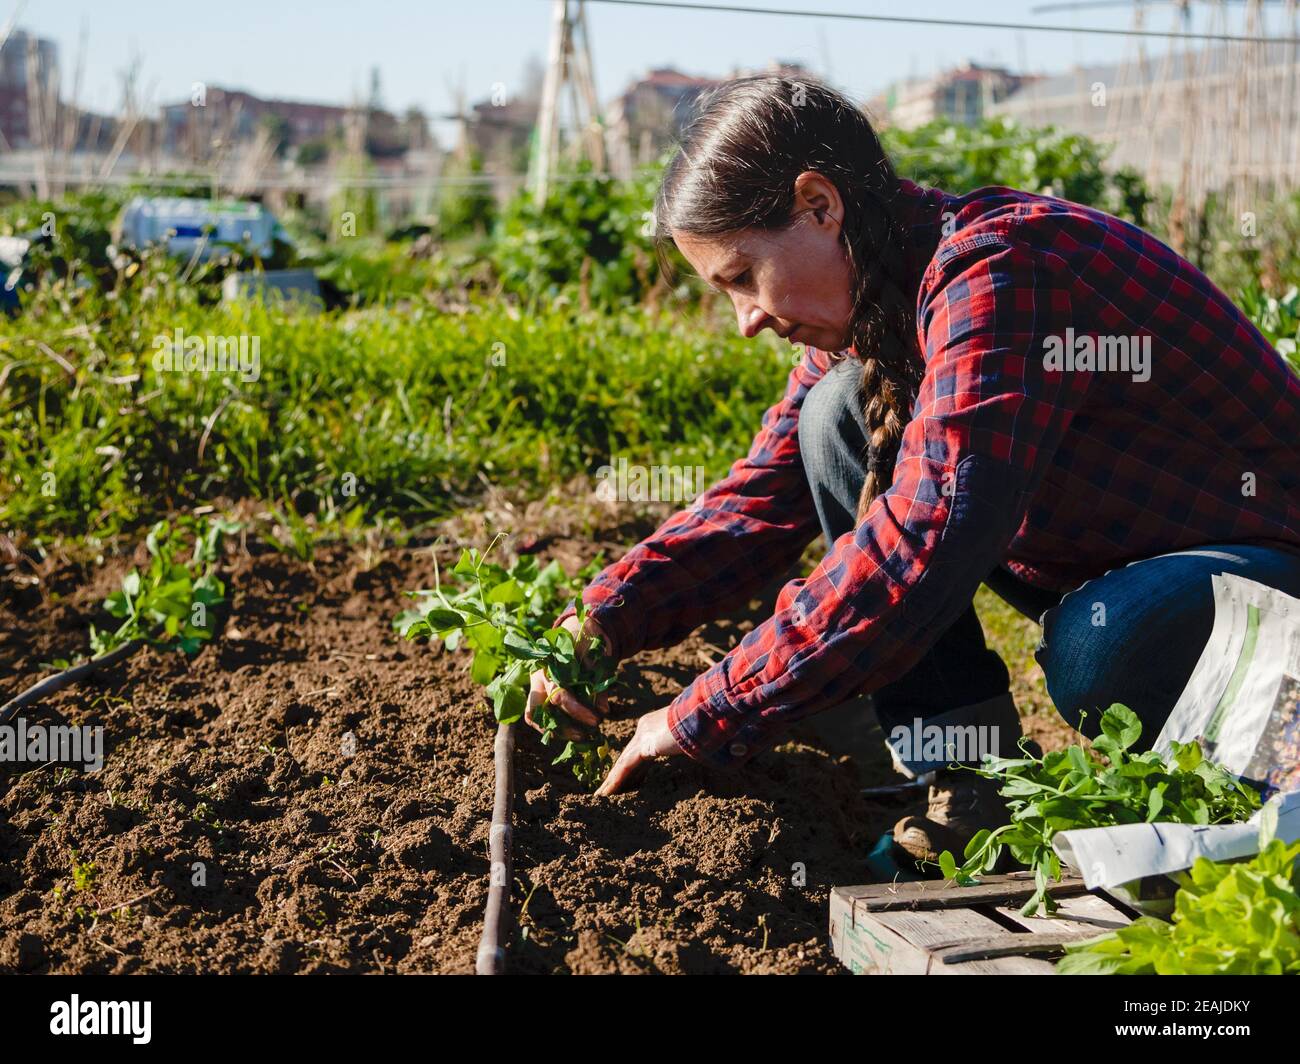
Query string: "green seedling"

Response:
xmin=397 ymin=535 xmax=615 ymax=787
xmin=70 ymin=849 xmax=97 ymax=893
xmin=90 ymin=516 xmax=240 ymax=657
xmin=1059 ymin=818 xmax=1300 ymax=974
xmin=938 ymin=704 xmax=1262 ymax=916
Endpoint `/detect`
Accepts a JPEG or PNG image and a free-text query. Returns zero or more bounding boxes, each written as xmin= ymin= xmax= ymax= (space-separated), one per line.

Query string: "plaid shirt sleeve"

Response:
xmin=664 ymin=232 xmax=1095 ymax=768
xmin=557 ymin=344 xmax=833 ymax=662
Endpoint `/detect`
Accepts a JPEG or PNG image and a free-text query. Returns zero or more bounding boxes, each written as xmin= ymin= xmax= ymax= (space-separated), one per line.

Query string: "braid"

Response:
xmin=848 ymin=198 xmax=924 ymax=521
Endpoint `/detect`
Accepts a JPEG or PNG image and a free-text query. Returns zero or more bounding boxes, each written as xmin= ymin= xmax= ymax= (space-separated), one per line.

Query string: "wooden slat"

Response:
xmin=870 ymin=909 xmax=1054 ymax=974
xmin=829 ymin=874 xmax=1136 ymax=975
xmin=990 ymin=892 xmax=1133 ymax=936
xmin=834 ymin=873 xmax=1090 ymax=914
xmin=931 ymin=929 xmax=1104 ymax=964
xmin=830 ymin=871 xmax=1138 ymax=975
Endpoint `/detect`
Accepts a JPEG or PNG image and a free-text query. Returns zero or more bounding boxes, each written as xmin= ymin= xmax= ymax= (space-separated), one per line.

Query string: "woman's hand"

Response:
xmin=524 ymin=613 xmax=614 ymax=742
xmin=595 ymin=707 xmax=685 ymax=796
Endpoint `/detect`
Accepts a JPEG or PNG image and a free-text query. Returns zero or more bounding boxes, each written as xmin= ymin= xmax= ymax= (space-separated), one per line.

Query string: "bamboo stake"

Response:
xmin=0 ymin=640 xmax=143 ymax=726
xmin=476 ymin=721 xmax=516 ymax=974
xmin=531 ymin=0 xmax=568 ymax=205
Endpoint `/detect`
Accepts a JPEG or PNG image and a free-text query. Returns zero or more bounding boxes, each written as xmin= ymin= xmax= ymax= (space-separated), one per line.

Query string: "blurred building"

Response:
xmin=606 ymin=67 xmax=718 ymax=166
xmin=463 ymin=95 xmax=540 ymax=171
xmin=160 ymin=86 xmax=431 ymax=163
xmin=0 ymin=28 xmax=58 ymax=149
xmin=606 ymin=60 xmax=811 ymax=170
xmin=869 ymin=63 xmax=1032 ymax=130
xmin=161 ymin=89 xmax=343 ymax=158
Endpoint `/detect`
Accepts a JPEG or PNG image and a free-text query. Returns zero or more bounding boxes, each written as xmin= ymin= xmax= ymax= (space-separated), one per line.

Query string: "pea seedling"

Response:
xmin=397 ymin=535 xmax=616 ymax=787
xmin=90 ymin=516 xmax=240 ymax=656
xmin=938 ymin=704 xmax=1262 ymax=916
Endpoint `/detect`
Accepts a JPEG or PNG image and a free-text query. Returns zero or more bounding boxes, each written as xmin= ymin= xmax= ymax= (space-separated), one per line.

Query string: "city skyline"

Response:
xmin=18 ymin=0 xmax=1252 ymax=148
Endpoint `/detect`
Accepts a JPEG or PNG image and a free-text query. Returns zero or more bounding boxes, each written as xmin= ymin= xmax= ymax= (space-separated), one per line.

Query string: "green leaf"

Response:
xmin=1147 ymin=784 xmax=1166 ymax=821
xmin=1258 ymin=797 xmax=1280 ymax=847
xmin=1100 ymin=704 xmax=1143 ymax=753
xmin=487 ymin=579 xmax=525 ymax=605
xmin=102 ymin=590 xmax=130 ymax=618
xmin=963 ymin=828 xmax=991 ymax=861
xmin=471 ymin=650 xmax=504 ymax=685
xmin=145 ymin=521 xmax=170 ymax=557
xmin=422 ymin=607 xmax=466 ymax=632
xmin=503 ymin=629 xmax=548 ymax=660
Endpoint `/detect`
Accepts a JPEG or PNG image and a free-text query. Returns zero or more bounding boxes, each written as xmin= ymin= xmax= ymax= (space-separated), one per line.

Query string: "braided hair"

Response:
xmin=653 ymin=75 xmax=923 ymax=521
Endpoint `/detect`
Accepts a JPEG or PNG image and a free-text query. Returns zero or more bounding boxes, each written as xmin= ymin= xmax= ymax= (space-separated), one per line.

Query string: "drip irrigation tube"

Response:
xmin=0 ymin=639 xmax=144 ymax=726
xmin=476 ymin=721 xmax=516 ymax=974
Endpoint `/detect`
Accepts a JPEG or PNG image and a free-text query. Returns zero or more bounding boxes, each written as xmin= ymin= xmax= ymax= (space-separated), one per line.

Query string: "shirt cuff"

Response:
xmin=666 ymin=661 xmax=766 ymax=770
xmin=551 ymin=580 xmax=649 ymax=664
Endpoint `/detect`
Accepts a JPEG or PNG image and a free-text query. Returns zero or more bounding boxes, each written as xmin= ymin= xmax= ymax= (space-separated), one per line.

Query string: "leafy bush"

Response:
xmin=883 ymin=116 xmax=1113 ymax=211
xmin=91 ymin=516 xmax=238 ymax=656
xmin=491 ymin=164 xmax=659 ymax=306
xmin=0 ymin=288 xmax=791 ymax=542
xmin=437 ymin=151 xmax=498 ymax=242
xmin=1238 ymin=282 xmax=1300 ymax=373
xmin=1177 ymin=189 xmax=1300 ymax=299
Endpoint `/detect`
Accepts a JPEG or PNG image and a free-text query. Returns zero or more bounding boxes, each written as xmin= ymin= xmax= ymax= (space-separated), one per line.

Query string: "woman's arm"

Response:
xmin=662 ymin=234 xmax=1094 ymax=768
xmin=556 ymin=344 xmax=833 ymax=663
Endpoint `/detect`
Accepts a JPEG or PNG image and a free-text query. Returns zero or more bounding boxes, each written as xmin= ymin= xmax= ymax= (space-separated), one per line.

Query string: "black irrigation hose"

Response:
xmin=0 ymin=640 xmax=144 ymax=726
xmin=8 ymin=634 xmax=517 ymax=973
xmin=476 ymin=721 xmax=516 ymax=974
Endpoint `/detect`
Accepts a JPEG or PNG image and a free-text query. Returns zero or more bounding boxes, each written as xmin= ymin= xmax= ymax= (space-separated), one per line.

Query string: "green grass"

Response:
xmin=974 ymin=587 xmax=1053 ymax=720
xmin=0 ymin=282 xmax=793 ymax=544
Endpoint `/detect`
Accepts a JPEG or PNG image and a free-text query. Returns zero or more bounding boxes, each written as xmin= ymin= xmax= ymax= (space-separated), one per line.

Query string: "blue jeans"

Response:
xmin=799 ymin=358 xmax=1300 ymax=775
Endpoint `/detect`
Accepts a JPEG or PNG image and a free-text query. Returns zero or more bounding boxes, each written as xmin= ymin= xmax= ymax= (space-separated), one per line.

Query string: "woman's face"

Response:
xmin=672 ymin=171 xmax=856 ymax=352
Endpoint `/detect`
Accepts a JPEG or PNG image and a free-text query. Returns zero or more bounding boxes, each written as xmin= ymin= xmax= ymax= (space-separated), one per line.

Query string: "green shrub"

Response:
xmin=491 ymin=164 xmax=659 ymax=306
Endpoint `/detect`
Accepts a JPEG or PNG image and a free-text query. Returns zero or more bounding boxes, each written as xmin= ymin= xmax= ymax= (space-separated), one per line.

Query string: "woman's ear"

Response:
xmin=793 ymin=171 xmax=844 ymax=230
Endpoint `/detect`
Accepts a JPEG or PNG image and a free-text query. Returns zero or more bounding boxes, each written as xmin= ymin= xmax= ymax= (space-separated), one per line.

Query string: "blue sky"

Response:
xmin=22 ymin=0 xmax=1265 ymax=147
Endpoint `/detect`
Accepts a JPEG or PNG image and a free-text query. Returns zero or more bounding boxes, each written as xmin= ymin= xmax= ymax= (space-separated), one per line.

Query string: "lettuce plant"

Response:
xmin=1058 ymin=818 xmax=1300 ymax=974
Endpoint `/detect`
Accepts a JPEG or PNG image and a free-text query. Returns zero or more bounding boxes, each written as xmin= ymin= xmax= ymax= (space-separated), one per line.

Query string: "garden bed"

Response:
xmin=0 ymin=492 xmax=1082 ymax=974
xmin=1 ymin=503 xmax=928 ymax=974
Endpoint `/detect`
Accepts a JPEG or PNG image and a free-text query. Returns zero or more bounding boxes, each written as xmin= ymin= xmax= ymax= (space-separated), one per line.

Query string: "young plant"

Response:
xmin=1058 ymin=817 xmax=1300 ymax=974
xmin=396 ymin=535 xmax=616 ymax=787
xmin=937 ymin=704 xmax=1263 ymax=916
xmin=90 ymin=516 xmax=240 ymax=657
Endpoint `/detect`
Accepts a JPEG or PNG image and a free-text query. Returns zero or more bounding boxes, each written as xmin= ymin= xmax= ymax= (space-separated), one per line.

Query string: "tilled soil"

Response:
xmin=0 ymin=502 xmax=1072 ymax=975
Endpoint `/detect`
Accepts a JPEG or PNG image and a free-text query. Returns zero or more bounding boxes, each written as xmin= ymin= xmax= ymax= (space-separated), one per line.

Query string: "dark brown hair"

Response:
xmin=654 ymin=74 xmax=922 ymax=518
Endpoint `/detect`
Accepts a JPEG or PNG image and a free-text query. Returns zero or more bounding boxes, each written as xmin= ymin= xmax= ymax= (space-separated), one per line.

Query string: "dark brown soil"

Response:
xmin=0 ymin=497 xmax=1074 ymax=975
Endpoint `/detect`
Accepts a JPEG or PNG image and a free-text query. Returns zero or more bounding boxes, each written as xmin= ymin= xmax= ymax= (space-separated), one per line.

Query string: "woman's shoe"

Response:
xmin=891 ymin=768 xmax=1012 ymax=865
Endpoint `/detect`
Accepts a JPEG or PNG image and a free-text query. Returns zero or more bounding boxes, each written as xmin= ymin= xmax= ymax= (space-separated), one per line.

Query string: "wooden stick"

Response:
xmin=476 ymin=721 xmax=516 ymax=974
xmin=934 ymin=930 xmax=1101 ymax=964
xmin=94 ymin=885 xmax=162 ymax=918
xmin=0 ymin=640 xmax=143 ymax=725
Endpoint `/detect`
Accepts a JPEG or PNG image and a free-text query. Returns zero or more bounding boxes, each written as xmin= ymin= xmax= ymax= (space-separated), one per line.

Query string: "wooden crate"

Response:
xmin=829 ymin=871 xmax=1137 ymax=974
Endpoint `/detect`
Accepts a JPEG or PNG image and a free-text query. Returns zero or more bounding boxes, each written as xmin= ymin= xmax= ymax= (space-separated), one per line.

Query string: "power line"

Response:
xmin=0 ymin=167 xmax=637 ymax=190
xmin=578 ymin=0 xmax=1300 ymax=44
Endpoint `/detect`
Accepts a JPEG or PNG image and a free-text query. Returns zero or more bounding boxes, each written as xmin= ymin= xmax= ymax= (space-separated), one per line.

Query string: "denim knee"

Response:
xmin=797 ymin=360 xmax=866 ymax=548
xmin=1035 ymin=543 xmax=1300 ymax=747
xmin=797 ymin=359 xmax=865 ymax=471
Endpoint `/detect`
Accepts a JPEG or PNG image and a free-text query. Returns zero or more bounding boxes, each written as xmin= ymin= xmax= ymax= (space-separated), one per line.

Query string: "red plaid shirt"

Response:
xmin=565 ymin=180 xmax=1300 ymax=769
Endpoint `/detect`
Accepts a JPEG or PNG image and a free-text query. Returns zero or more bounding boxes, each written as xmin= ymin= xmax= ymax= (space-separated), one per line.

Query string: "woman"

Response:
xmin=525 ymin=75 xmax=1300 ymax=864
